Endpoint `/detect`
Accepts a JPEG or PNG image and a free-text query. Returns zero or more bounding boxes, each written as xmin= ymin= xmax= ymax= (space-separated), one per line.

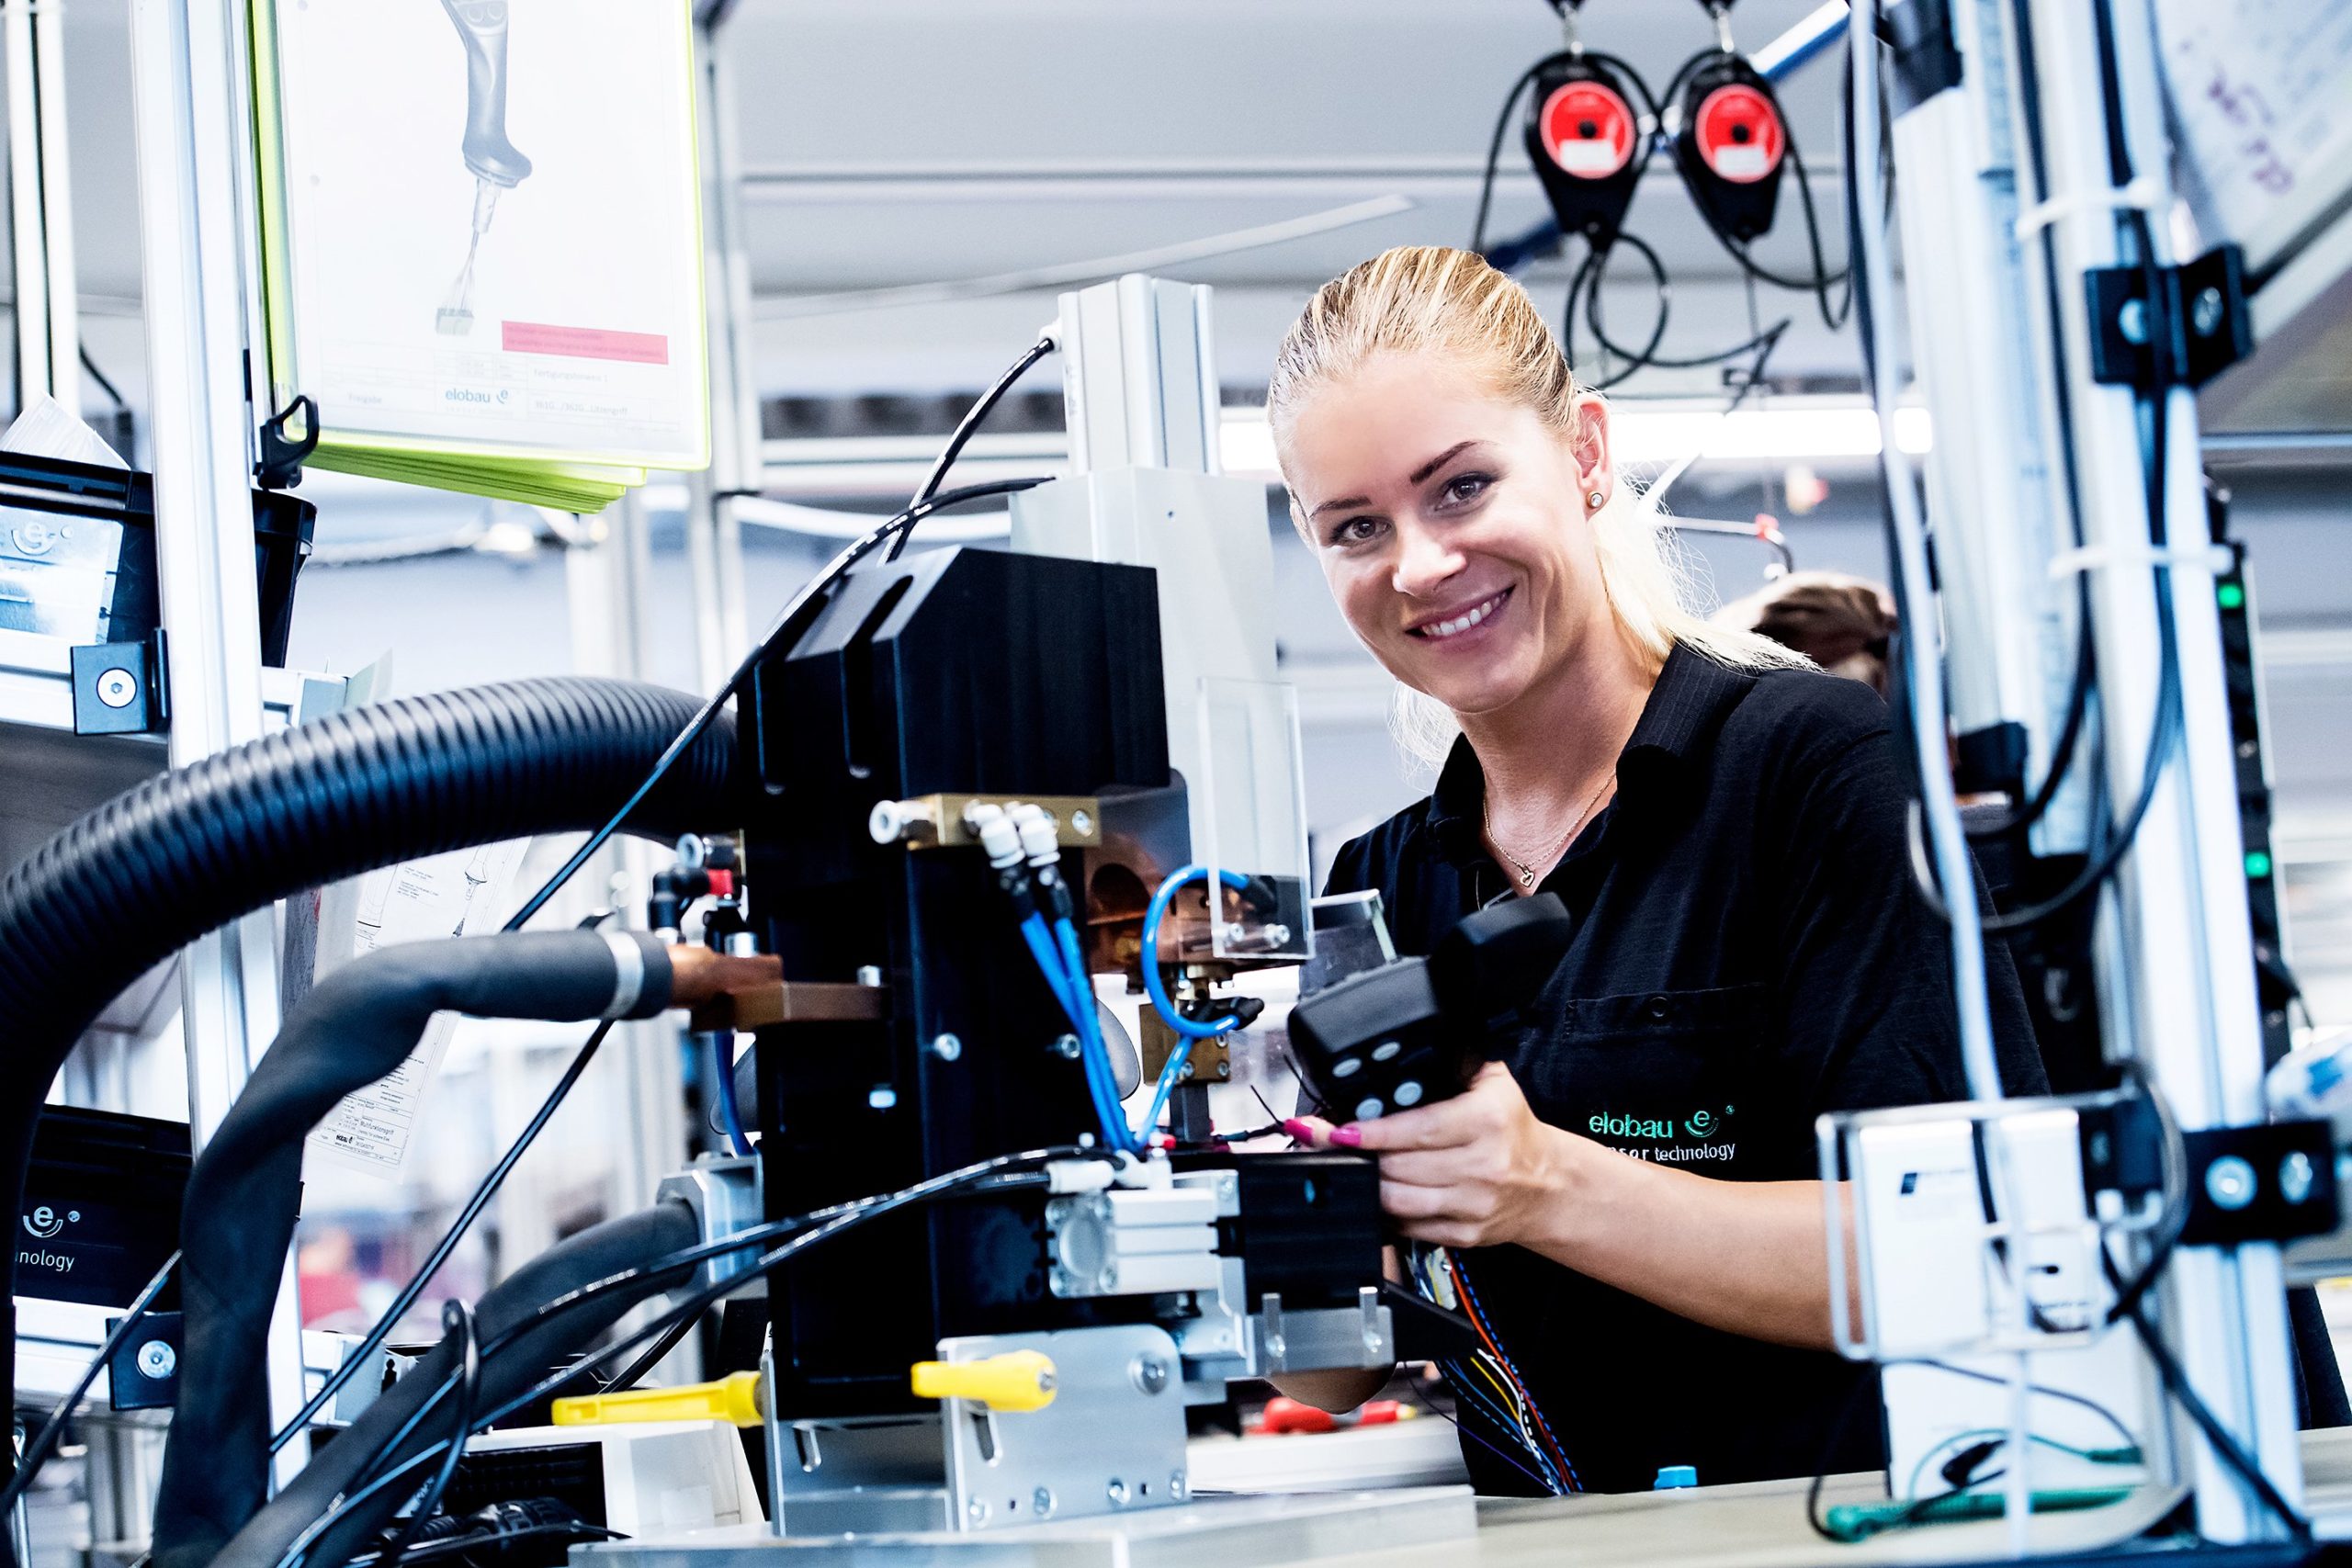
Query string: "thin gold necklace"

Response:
xmin=1483 ymin=773 xmax=1614 ymax=890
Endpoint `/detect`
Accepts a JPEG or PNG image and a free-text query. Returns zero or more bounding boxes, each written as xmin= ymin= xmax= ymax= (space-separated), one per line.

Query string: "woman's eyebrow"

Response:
xmin=1408 ymin=439 xmax=1480 ymax=485
xmin=1307 ymin=439 xmax=1485 ymax=520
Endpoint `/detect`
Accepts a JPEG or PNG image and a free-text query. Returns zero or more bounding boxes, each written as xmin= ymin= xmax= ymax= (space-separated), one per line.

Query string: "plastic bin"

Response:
xmin=0 ymin=449 xmax=313 ymax=665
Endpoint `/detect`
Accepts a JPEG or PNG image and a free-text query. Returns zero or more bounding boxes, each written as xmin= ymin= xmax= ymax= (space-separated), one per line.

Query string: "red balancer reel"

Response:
xmin=1522 ymin=54 xmax=1647 ymax=248
xmin=1672 ymin=53 xmax=1788 ymax=243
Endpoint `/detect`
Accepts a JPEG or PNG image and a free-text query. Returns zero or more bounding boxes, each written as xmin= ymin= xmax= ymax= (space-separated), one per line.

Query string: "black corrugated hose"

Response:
xmin=0 ymin=675 xmax=740 ymax=1517
xmin=151 ymin=931 xmax=681 ymax=1568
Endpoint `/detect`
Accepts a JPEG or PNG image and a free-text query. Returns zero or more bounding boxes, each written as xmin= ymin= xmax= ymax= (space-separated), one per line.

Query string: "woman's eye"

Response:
xmin=1439 ymin=472 xmax=1491 ymax=507
xmin=1329 ymin=515 xmax=1385 ymax=547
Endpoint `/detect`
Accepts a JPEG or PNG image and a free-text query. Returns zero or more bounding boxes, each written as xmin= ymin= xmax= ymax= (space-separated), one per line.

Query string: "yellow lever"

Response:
xmin=551 ymin=1369 xmax=763 ymax=1428
xmin=910 ymin=1349 xmax=1057 ymax=1413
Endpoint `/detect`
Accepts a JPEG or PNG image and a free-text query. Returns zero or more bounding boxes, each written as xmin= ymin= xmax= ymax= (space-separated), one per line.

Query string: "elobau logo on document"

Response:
xmin=443 ymin=384 xmax=512 ymax=407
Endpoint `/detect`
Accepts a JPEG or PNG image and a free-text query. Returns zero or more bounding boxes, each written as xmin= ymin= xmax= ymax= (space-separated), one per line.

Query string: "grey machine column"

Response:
xmin=127 ymin=0 xmax=312 ymax=1478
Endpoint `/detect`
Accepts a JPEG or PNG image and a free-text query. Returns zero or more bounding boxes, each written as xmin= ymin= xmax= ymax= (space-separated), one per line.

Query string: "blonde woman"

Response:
xmin=1273 ymin=247 xmax=2041 ymax=1494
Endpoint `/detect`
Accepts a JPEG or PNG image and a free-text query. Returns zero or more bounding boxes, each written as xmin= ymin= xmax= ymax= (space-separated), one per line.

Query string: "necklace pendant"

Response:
xmin=1517 ymin=866 xmax=1535 ymax=889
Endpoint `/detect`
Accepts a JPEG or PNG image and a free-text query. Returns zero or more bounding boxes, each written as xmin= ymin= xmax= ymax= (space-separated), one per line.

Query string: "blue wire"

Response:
xmin=1023 ymin=911 xmax=1130 ymax=1152
xmin=1139 ymin=1038 xmax=1193 ymax=1139
xmin=1140 ymin=865 xmax=1251 ymax=1041
xmin=1053 ymin=915 xmax=1137 ymax=1154
xmin=711 ymin=1032 xmax=750 ymax=1157
xmin=1020 ymin=912 xmax=1084 ymax=1025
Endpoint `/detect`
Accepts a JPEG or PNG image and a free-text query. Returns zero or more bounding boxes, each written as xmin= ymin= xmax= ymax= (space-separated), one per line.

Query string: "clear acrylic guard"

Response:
xmin=1196 ymin=675 xmax=1313 ymax=963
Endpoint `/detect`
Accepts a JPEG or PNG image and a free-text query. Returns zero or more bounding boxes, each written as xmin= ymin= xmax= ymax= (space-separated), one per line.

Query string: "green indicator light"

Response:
xmin=2246 ymin=851 xmax=2273 ymax=879
xmin=2218 ymin=582 xmax=2246 ymax=610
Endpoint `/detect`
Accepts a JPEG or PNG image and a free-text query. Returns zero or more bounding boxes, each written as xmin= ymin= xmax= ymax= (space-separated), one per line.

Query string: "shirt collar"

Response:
xmin=1422 ymin=643 xmax=1754 ymax=863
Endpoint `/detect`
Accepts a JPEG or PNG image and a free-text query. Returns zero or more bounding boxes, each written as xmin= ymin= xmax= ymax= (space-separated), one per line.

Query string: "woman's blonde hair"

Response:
xmin=1267 ymin=244 xmax=1808 ymax=770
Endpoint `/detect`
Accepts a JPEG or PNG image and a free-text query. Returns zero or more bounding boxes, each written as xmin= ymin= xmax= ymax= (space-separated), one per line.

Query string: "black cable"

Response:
xmin=282 ymin=1148 xmax=1095 ymax=1568
xmin=1962 ymin=595 xmax=2097 ymax=841
xmin=77 ymin=344 xmax=128 ymax=412
xmin=371 ymin=1302 xmax=479 ymax=1568
xmin=597 ymin=1305 xmax=701 ymax=1396
xmin=1572 ymin=232 xmax=1791 ymax=386
xmin=274 ymin=1015 xmax=618 ymax=1451
xmin=502 ymin=475 xmax=1047 ymax=934
xmin=2106 ymin=1258 xmax=2311 ymax=1541
xmin=1470 ymin=57 xmax=1554 ymax=255
xmin=1720 ymin=134 xmax=1853 ymax=328
xmin=1805 ymin=1356 xmax=2144 ymax=1542
xmin=2100 ymin=1057 xmax=2187 ymax=1328
xmin=889 ymin=335 xmax=1057 ymax=561
xmin=0 ymin=1247 xmax=178 ymax=1518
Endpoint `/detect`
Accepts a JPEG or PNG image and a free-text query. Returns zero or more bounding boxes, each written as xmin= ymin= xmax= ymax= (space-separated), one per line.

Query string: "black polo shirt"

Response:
xmin=1324 ymin=644 xmax=2045 ymax=1495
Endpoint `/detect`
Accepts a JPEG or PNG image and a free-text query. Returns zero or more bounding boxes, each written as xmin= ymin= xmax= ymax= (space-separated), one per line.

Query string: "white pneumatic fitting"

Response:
xmin=976 ymin=812 xmax=1024 ymax=871
xmin=1013 ymin=807 xmax=1061 ymax=869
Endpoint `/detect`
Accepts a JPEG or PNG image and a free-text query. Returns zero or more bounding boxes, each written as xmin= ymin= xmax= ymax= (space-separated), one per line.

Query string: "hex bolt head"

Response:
xmin=931 ymin=1032 xmax=963 ymax=1063
xmin=1131 ymin=1354 xmax=1170 ymax=1395
xmin=1069 ymin=808 xmax=1094 ymax=836
xmin=135 ymin=1340 xmax=176 ymax=1380
xmin=2206 ymin=1153 xmax=2257 ymax=1211
xmin=966 ymin=1497 xmax=989 ymax=1526
xmin=1053 ymin=1033 xmax=1082 ymax=1060
xmin=1169 ymin=1471 xmax=1188 ymax=1502
xmin=1105 ymin=1478 xmax=1129 ymax=1507
xmin=856 ymin=964 xmax=884 ymax=987
xmin=1216 ymin=1061 xmax=1231 ymax=1079
xmin=2118 ymin=298 xmax=2150 ymax=344
xmin=1032 ymin=1486 xmax=1056 ymax=1518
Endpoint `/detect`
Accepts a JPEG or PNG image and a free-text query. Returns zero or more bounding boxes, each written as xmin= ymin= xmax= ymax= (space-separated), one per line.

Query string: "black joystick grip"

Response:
xmin=1290 ymin=894 xmax=1573 ymax=1123
xmin=442 ymin=0 xmax=533 ymax=187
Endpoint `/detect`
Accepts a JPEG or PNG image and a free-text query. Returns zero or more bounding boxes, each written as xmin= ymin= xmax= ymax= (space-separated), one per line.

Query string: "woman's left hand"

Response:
xmin=1298 ymin=1062 xmax=1578 ymax=1250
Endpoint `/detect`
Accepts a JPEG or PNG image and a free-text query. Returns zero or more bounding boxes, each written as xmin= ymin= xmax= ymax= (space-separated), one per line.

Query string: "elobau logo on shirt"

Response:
xmin=1589 ymin=1111 xmax=1678 ymax=1141
xmin=1589 ymin=1106 xmax=1730 ymax=1142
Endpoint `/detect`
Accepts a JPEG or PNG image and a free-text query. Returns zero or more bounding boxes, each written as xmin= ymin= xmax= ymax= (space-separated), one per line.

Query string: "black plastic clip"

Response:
xmin=256 ymin=394 xmax=320 ymax=491
xmin=107 ymin=1308 xmax=182 ymax=1412
xmin=71 ymin=627 xmax=169 ymax=738
xmin=2086 ymin=243 xmax=2251 ymax=391
xmin=2177 ymin=1118 xmax=2337 ymax=1247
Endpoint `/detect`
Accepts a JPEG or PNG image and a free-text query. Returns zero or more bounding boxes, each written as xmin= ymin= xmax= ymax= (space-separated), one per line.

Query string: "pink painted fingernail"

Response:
xmin=1329 ymin=1124 xmax=1364 ymax=1148
xmin=1282 ymin=1119 xmax=1317 ymax=1145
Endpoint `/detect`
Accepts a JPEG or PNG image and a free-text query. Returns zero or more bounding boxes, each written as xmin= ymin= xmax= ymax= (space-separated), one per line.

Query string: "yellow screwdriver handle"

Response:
xmin=910 ymin=1349 xmax=1057 ymax=1413
xmin=551 ymin=1369 xmax=763 ymax=1428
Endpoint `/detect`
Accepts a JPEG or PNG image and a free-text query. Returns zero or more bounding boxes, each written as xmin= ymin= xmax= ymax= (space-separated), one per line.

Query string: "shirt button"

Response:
xmin=1645 ymin=995 xmax=1672 ymax=1021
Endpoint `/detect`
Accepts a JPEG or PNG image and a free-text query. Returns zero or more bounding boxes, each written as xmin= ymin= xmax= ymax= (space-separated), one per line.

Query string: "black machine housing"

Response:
xmin=743 ymin=547 xmax=1382 ymax=1416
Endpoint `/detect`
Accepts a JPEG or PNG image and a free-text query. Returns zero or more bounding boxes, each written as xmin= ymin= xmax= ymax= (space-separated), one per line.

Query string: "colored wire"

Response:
xmin=1447 ymin=1252 xmax=1579 ymax=1490
xmin=710 ymin=1031 xmax=751 ymax=1157
xmin=273 ymin=1016 xmax=617 ymax=1452
xmin=0 ymin=1247 xmax=179 ymax=1518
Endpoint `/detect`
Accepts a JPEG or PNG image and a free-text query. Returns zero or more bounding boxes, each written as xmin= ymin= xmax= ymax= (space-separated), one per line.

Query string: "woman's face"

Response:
xmin=1283 ymin=352 xmax=1615 ymax=721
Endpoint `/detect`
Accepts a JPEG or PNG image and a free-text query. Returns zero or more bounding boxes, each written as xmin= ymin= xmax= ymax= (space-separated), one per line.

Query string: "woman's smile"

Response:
xmin=1405 ymin=585 xmax=1514 ymax=648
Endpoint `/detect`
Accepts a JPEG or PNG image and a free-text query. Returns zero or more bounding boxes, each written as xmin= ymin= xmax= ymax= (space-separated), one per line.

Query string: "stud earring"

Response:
xmin=1588 ymin=489 xmax=1608 ymax=508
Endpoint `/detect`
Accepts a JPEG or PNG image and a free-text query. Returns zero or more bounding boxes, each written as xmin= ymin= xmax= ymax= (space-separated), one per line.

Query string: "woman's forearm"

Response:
xmin=1525 ymin=1134 xmax=1851 ymax=1349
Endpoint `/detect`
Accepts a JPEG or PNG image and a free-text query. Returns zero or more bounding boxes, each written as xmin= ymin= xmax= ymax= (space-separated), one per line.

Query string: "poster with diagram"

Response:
xmin=254 ymin=0 xmax=708 ymax=499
